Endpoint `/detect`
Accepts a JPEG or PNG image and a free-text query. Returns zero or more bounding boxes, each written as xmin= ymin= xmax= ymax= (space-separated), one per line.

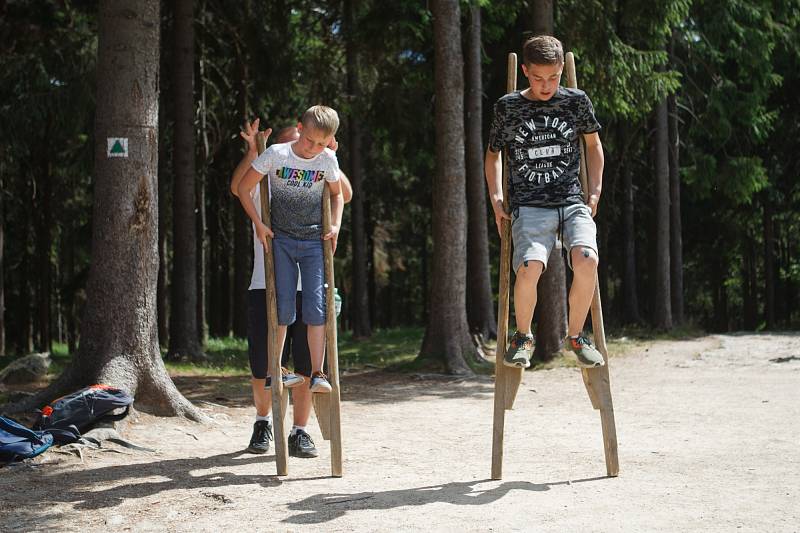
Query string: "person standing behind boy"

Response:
xmin=238 ymin=105 xmax=344 ymax=398
xmin=484 ymin=35 xmax=606 ymax=369
xmin=231 ymin=120 xmax=352 ymax=457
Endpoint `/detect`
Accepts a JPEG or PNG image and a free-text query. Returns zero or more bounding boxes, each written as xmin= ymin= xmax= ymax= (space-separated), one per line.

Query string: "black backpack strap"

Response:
xmin=44 ymin=425 xmax=82 ymax=445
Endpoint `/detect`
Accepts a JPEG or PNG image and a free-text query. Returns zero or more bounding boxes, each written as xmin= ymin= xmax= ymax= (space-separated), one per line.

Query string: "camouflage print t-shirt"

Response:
xmin=251 ymin=141 xmax=340 ymax=240
xmin=488 ymin=87 xmax=601 ymax=209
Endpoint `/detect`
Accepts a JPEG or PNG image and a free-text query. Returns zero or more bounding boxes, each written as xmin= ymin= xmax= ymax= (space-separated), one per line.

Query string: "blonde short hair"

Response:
xmin=522 ymin=35 xmax=564 ymax=66
xmin=301 ymin=105 xmax=340 ymax=137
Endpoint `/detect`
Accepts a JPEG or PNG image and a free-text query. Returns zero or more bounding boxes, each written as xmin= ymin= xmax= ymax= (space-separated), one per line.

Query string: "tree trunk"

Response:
xmin=232 ymin=54 xmax=251 ymax=339
xmin=763 ymin=195 xmax=775 ymax=329
xmin=529 ymin=0 xmax=566 ymax=360
xmin=621 ymin=153 xmax=641 ymax=324
xmin=156 ymin=3 xmax=171 ymax=348
xmin=530 ymin=0 xmax=554 ymax=36
xmin=0 ymin=172 xmax=4 ymax=355
xmin=64 ymin=233 xmax=79 ymax=355
xmin=419 ymin=0 xmax=474 ymax=375
xmin=344 ymin=0 xmax=371 ymax=339
xmin=464 ymin=1 xmax=496 ymax=341
xmin=6 ymin=0 xmax=205 ymax=419
xmin=654 ymin=100 xmax=673 ymax=329
xmin=668 ymin=90 xmax=684 ymax=325
xmin=197 ymin=11 xmax=209 ymax=344
xmin=35 ymin=159 xmax=53 ymax=353
xmin=167 ymin=0 xmax=204 ymax=360
xmin=157 ymin=127 xmax=170 ymax=347
xmin=742 ymin=239 xmax=757 ymax=330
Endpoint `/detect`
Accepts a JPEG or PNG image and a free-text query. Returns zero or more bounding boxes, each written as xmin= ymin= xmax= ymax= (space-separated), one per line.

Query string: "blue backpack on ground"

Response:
xmin=0 ymin=416 xmax=54 ymax=463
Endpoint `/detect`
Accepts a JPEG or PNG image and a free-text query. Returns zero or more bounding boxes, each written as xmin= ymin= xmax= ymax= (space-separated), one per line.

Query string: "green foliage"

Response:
xmin=3 ymin=0 xmax=800 ymax=360
xmin=557 ymin=0 xmax=689 ymax=120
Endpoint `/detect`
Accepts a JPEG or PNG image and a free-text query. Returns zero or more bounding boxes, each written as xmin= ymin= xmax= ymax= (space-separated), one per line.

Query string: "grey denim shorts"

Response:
xmin=511 ymin=203 xmax=598 ymax=273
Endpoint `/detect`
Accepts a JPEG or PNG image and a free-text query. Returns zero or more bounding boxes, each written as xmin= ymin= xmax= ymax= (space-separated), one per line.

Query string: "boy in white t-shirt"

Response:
xmin=231 ymin=121 xmax=351 ymax=457
xmin=235 ymin=106 xmax=345 ymax=455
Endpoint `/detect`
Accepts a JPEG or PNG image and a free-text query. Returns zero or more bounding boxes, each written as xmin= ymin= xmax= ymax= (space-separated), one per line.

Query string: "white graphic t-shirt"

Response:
xmin=248 ymin=182 xmax=303 ymax=292
xmin=251 ymin=141 xmax=340 ymax=240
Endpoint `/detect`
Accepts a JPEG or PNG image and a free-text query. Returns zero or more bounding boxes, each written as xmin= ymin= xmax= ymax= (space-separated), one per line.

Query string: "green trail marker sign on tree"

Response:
xmin=106 ymin=137 xmax=128 ymax=158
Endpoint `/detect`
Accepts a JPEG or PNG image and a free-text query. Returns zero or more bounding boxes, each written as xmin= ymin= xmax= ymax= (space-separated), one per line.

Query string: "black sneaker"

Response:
xmin=246 ymin=419 xmax=273 ymax=454
xmin=288 ymin=429 xmax=319 ymax=458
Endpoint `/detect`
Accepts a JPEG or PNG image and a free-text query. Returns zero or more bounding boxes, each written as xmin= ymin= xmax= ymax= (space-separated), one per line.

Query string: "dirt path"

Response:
xmin=2 ymin=333 xmax=799 ymax=532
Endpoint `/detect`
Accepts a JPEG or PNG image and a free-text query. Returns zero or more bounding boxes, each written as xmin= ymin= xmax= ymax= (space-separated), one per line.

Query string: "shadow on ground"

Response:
xmin=0 ymin=451 xmax=278 ymax=529
xmin=172 ymin=371 xmax=495 ymax=410
xmin=281 ymin=476 xmax=611 ymax=524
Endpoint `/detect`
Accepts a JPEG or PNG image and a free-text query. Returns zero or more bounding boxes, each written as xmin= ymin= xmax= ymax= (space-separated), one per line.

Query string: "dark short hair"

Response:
xmin=522 ymin=35 xmax=564 ymax=66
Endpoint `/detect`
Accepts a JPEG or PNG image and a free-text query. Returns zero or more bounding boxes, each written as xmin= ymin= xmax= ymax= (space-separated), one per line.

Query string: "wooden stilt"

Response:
xmin=491 ymin=52 xmax=522 ymax=480
xmin=319 ymin=184 xmax=343 ymax=477
xmin=256 ymin=132 xmax=289 ymax=476
xmin=565 ymin=52 xmax=620 ymax=477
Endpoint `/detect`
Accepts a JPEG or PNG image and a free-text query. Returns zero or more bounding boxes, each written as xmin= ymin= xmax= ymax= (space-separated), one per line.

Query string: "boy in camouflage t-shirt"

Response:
xmin=485 ymin=35 xmax=605 ymax=369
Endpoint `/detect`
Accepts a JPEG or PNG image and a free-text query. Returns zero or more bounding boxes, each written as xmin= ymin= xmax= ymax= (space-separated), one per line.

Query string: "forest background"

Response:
xmin=0 ymin=0 xmax=798 ymax=387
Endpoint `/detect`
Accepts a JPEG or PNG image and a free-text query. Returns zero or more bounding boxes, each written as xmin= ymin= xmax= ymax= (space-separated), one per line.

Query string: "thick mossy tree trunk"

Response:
xmin=5 ymin=0 xmax=204 ymax=420
xmin=167 ymin=0 xmax=204 ymax=361
xmin=419 ymin=0 xmax=474 ymax=375
xmin=464 ymin=1 xmax=496 ymax=341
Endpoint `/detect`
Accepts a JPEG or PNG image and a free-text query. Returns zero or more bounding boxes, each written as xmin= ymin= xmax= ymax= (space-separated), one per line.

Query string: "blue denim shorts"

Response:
xmin=511 ymin=203 xmax=598 ymax=273
xmin=273 ymin=232 xmax=326 ymax=326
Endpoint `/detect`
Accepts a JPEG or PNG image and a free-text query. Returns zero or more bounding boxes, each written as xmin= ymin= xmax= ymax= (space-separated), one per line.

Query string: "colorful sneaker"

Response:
xmin=246 ymin=419 xmax=273 ymax=454
xmin=504 ymin=331 xmax=534 ymax=368
xmin=567 ymin=334 xmax=606 ymax=368
xmin=288 ymin=429 xmax=319 ymax=458
xmin=265 ymin=367 xmax=305 ymax=389
xmin=310 ymin=371 xmax=332 ymax=393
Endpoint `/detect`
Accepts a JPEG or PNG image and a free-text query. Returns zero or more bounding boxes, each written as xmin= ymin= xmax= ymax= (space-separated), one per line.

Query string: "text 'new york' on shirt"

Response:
xmin=251 ymin=141 xmax=340 ymax=241
xmin=488 ymin=87 xmax=601 ymax=209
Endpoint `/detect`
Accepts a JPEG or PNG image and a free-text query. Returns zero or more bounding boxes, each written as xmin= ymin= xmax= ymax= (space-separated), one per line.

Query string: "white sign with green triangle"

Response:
xmin=107 ymin=137 xmax=128 ymax=158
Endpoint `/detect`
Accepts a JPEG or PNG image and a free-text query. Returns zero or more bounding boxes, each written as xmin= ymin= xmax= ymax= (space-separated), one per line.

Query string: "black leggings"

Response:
xmin=247 ymin=289 xmax=311 ymax=379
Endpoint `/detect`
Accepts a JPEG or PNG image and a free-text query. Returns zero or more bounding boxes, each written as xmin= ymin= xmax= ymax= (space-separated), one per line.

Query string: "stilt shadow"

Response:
xmin=282 ymin=476 xmax=611 ymax=524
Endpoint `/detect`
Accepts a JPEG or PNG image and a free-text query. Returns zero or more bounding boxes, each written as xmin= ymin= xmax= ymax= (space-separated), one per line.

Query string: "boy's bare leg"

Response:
xmin=513 ymin=261 xmax=544 ymax=333
xmin=567 ymin=247 xmax=599 ymax=336
xmin=251 ymin=378 xmax=271 ymax=417
xmin=307 ymin=324 xmax=326 ymax=373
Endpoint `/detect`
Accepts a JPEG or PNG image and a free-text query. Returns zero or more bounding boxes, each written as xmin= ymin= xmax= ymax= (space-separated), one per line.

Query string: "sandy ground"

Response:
xmin=1 ymin=333 xmax=799 ymax=532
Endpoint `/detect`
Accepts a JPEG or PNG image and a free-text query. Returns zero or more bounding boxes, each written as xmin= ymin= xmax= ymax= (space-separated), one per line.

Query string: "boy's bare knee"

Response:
xmin=516 ymin=260 xmax=544 ymax=281
xmin=571 ymin=247 xmax=598 ymax=273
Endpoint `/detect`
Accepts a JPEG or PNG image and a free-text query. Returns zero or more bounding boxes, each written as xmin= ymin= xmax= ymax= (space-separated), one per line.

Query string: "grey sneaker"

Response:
xmin=504 ymin=331 xmax=534 ymax=368
xmin=265 ymin=367 xmax=305 ymax=389
xmin=567 ymin=334 xmax=605 ymax=368
xmin=310 ymin=371 xmax=332 ymax=393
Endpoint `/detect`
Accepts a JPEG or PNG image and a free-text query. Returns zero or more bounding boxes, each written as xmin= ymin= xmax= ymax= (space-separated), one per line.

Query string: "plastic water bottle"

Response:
xmin=334 ymin=288 xmax=342 ymax=317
